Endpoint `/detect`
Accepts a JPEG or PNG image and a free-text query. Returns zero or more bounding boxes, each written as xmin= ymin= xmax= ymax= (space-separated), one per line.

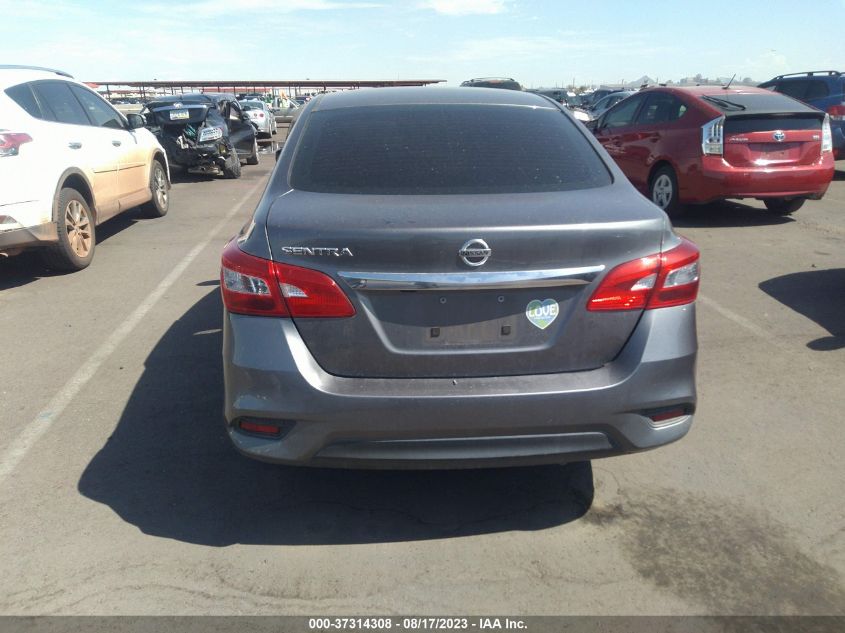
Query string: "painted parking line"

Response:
xmin=0 ymin=178 xmax=266 ymax=486
xmin=697 ymin=293 xmax=797 ymax=354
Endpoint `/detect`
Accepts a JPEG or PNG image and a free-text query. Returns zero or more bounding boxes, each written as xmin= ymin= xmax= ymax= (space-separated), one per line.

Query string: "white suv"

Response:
xmin=0 ymin=66 xmax=170 ymax=270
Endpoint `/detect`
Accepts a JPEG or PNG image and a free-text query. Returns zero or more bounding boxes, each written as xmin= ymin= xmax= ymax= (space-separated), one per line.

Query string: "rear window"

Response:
xmin=462 ymin=80 xmax=522 ymax=90
xmin=804 ymin=80 xmax=830 ymax=100
xmin=30 ymin=81 xmax=89 ymax=126
xmin=701 ymin=92 xmax=816 ymax=115
xmin=290 ymin=105 xmax=611 ymax=195
xmin=5 ymin=83 xmax=43 ymax=119
xmin=146 ymin=103 xmax=214 ymax=126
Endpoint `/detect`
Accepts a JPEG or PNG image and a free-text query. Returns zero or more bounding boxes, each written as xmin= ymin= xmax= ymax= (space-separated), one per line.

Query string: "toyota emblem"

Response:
xmin=773 ymin=130 xmax=786 ymax=142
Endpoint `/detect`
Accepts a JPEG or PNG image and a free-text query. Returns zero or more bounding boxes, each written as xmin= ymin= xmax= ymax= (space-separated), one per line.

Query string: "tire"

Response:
xmin=139 ymin=159 xmax=169 ymax=218
xmin=246 ymin=138 xmax=260 ymax=166
xmin=42 ymin=188 xmax=96 ymax=271
xmin=221 ymin=143 xmax=242 ymax=179
xmin=764 ymin=198 xmax=805 ymax=215
xmin=649 ymin=165 xmax=683 ymax=216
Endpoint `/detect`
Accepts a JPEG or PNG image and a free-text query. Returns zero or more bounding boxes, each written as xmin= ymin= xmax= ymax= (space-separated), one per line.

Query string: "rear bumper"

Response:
xmin=223 ymin=304 xmax=698 ymax=469
xmin=682 ymin=155 xmax=835 ymax=204
xmin=0 ymin=221 xmax=58 ymax=253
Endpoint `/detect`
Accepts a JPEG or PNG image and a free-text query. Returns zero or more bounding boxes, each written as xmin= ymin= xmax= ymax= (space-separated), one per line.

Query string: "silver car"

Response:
xmin=220 ymin=87 xmax=699 ymax=469
xmin=239 ymin=99 xmax=276 ymax=137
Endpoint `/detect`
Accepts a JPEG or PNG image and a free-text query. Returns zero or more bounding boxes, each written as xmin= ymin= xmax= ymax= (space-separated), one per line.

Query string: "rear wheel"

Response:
xmin=246 ymin=138 xmax=260 ymax=166
xmin=649 ymin=166 xmax=682 ymax=216
xmin=139 ymin=159 xmax=169 ymax=218
xmin=221 ymin=144 xmax=242 ymax=179
xmin=42 ymin=188 xmax=95 ymax=271
xmin=764 ymin=198 xmax=805 ymax=215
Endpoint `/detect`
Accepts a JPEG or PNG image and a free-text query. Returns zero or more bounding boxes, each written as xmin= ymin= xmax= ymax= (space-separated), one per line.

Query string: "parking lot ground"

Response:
xmin=0 ymin=161 xmax=843 ymax=615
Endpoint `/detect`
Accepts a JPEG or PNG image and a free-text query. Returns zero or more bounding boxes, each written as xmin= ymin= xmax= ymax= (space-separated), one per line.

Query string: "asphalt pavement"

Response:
xmin=0 ymin=157 xmax=843 ymax=615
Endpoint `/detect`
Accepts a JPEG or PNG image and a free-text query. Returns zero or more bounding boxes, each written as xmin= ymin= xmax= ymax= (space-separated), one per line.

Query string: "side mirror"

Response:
xmin=127 ymin=113 xmax=146 ymax=129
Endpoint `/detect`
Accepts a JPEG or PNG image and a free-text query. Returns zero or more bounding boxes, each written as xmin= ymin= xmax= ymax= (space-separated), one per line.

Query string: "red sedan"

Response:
xmin=588 ymin=86 xmax=835 ymax=215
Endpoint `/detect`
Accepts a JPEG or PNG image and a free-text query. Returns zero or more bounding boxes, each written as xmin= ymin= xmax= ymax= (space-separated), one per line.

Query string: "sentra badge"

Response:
xmin=281 ymin=246 xmax=354 ymax=257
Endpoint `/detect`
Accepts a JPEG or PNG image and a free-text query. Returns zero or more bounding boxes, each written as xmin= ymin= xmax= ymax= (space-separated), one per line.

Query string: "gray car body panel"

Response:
xmin=224 ymin=87 xmax=696 ymax=468
xmin=223 ymin=304 xmax=696 ymax=468
xmin=261 ymin=188 xmax=669 ymax=378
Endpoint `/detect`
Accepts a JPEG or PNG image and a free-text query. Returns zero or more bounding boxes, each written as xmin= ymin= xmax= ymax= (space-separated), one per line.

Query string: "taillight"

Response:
xmin=821 ymin=114 xmax=833 ymax=153
xmin=827 ymin=105 xmax=845 ymax=122
xmin=258 ymin=112 xmax=265 ymax=118
xmin=701 ymin=116 xmax=724 ymax=155
xmin=0 ymin=132 xmax=32 ymax=157
xmin=276 ymin=262 xmax=356 ymax=317
xmin=221 ymin=240 xmax=289 ymax=316
xmin=220 ymin=240 xmax=355 ymax=318
xmin=588 ymin=238 xmax=700 ymax=312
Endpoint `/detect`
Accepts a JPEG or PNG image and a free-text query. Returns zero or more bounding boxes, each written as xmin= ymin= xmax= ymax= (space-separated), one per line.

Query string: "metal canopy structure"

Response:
xmin=89 ymin=78 xmax=447 ymax=99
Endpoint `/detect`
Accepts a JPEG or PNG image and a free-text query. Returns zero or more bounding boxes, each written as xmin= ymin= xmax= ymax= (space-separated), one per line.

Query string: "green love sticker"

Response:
xmin=525 ymin=299 xmax=559 ymax=330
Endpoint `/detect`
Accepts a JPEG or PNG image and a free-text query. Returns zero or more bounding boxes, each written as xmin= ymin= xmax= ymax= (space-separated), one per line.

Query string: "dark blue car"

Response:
xmin=759 ymin=71 xmax=845 ymax=159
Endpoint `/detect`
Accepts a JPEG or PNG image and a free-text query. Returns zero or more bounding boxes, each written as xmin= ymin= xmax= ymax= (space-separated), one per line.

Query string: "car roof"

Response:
xmin=0 ymin=66 xmax=75 ymax=87
xmin=649 ymin=85 xmax=772 ymax=97
xmin=311 ymin=87 xmax=553 ymax=111
xmin=765 ymin=70 xmax=842 ymax=82
xmin=645 ymin=85 xmax=818 ymax=115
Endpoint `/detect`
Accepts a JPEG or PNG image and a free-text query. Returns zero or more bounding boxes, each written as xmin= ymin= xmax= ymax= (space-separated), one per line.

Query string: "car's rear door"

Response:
xmin=593 ymin=93 xmax=648 ymax=187
xmin=622 ymin=91 xmax=691 ymax=191
xmin=68 ymin=85 xmax=148 ymax=207
xmin=31 ymin=80 xmax=122 ymax=218
xmin=224 ymin=100 xmax=255 ymax=154
xmin=265 ymin=102 xmax=668 ymax=379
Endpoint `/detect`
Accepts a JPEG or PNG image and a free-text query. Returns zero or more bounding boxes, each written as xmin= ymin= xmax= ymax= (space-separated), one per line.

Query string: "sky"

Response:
xmin=4 ymin=0 xmax=845 ymax=88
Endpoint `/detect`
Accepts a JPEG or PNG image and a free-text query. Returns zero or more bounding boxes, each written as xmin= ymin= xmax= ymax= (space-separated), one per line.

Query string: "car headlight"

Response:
xmin=199 ymin=126 xmax=223 ymax=142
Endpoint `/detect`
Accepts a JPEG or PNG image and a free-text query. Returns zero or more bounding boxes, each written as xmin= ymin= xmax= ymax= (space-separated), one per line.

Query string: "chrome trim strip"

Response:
xmin=338 ymin=265 xmax=605 ymax=291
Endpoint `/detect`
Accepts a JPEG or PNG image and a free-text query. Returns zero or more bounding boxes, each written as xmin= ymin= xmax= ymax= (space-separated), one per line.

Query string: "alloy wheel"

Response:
xmin=65 ymin=200 xmax=92 ymax=257
xmin=153 ymin=165 xmax=168 ymax=209
xmin=652 ymin=174 xmax=673 ymax=209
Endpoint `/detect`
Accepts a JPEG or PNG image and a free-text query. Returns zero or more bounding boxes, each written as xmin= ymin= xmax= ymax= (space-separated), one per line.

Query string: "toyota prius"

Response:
xmin=220 ymin=87 xmax=700 ymax=468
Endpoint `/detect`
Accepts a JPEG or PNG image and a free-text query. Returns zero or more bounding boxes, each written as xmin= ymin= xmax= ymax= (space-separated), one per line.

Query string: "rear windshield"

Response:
xmin=290 ymin=104 xmax=612 ymax=195
xmin=701 ymin=92 xmax=817 ymax=115
xmin=463 ymin=80 xmax=522 ymax=90
xmin=146 ymin=103 xmax=213 ymax=126
xmin=240 ymin=102 xmax=263 ymax=111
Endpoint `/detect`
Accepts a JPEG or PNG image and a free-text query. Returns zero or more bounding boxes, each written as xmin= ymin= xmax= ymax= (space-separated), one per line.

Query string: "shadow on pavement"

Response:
xmin=833 ymin=167 xmax=844 ymax=181
xmin=78 ymin=288 xmax=594 ymax=546
xmin=672 ymin=200 xmax=795 ymax=228
xmin=169 ymin=168 xmax=217 ymax=184
xmin=760 ymin=268 xmax=845 ymax=351
xmin=0 ymin=209 xmax=148 ymax=291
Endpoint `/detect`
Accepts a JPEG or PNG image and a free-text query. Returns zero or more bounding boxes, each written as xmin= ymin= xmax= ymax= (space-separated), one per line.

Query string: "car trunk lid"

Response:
xmin=265 ymin=189 xmax=666 ymax=379
xmin=723 ymin=114 xmax=825 ymax=167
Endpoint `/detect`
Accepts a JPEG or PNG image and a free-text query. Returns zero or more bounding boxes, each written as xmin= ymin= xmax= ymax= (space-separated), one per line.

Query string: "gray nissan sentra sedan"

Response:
xmin=220 ymin=87 xmax=700 ymax=469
